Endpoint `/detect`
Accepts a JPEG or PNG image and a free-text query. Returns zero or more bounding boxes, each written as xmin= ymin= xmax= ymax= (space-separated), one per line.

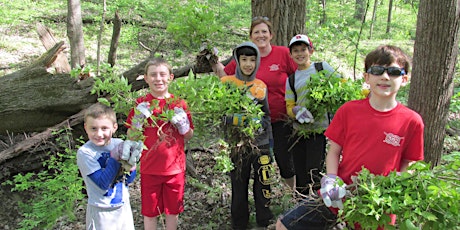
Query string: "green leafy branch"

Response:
xmin=294 ymin=70 xmax=365 ymax=137
xmin=340 ymin=152 xmax=460 ymax=230
xmin=169 ymin=72 xmax=265 ymax=171
xmin=169 ymin=72 xmax=263 ymax=141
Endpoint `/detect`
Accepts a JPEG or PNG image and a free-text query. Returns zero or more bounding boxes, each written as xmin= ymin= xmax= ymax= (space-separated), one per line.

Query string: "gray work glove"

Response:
xmin=170 ymin=107 xmax=191 ymax=135
xmin=120 ymin=140 xmax=143 ymax=166
xmin=320 ymin=174 xmax=347 ymax=209
xmin=133 ymin=102 xmax=153 ymax=129
xmin=292 ymin=106 xmax=314 ymax=124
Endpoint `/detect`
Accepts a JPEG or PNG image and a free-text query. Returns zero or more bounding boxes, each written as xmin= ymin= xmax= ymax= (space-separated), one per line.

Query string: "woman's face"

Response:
xmin=250 ymin=23 xmax=273 ymax=49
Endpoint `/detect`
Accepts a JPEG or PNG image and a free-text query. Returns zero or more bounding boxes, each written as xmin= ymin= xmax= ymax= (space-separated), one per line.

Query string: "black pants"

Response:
xmin=291 ymin=133 xmax=326 ymax=195
xmin=231 ymin=144 xmax=274 ymax=229
xmin=272 ymin=121 xmax=295 ymax=179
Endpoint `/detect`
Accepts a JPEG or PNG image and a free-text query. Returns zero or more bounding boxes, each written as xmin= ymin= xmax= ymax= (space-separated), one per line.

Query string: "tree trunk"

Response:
xmin=251 ymin=0 xmax=306 ymax=46
xmin=108 ymin=11 xmax=122 ymax=67
xmin=369 ymin=0 xmax=378 ymax=39
xmin=96 ymin=0 xmax=107 ymax=75
xmin=408 ymin=0 xmax=460 ymax=167
xmin=67 ymin=0 xmax=86 ymax=68
xmin=355 ymin=0 xmax=366 ymax=20
xmin=320 ymin=0 xmax=327 ymax=24
xmin=386 ymin=0 xmax=393 ymax=34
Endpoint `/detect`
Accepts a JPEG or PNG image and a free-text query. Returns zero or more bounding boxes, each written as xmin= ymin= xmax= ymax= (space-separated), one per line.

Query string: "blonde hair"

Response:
xmin=84 ymin=103 xmax=117 ymax=124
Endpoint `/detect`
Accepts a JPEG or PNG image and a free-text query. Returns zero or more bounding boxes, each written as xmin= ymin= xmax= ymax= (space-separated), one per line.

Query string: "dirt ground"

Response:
xmin=0 ymin=147 xmax=294 ymax=229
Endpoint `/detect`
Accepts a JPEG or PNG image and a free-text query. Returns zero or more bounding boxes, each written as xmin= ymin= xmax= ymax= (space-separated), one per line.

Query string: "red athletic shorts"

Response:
xmin=140 ymin=172 xmax=185 ymax=217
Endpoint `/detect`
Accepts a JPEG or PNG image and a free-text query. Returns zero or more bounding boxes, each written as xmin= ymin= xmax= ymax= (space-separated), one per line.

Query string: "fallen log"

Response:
xmin=0 ymin=42 xmax=96 ymax=134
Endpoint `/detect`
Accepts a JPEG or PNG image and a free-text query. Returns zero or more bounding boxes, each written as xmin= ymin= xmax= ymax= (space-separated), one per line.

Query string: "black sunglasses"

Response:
xmin=367 ymin=66 xmax=406 ymax=76
xmin=252 ymin=16 xmax=269 ymax=21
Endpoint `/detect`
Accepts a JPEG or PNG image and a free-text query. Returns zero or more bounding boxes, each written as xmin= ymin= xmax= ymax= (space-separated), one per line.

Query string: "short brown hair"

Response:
xmin=84 ymin=103 xmax=117 ymax=124
xmin=364 ymin=45 xmax=411 ymax=73
xmin=249 ymin=17 xmax=274 ymax=38
xmin=144 ymin=57 xmax=173 ymax=76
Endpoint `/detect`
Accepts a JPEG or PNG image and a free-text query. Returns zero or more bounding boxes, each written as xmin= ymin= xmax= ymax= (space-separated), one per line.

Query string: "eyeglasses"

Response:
xmin=252 ymin=16 xmax=269 ymax=21
xmin=367 ymin=66 xmax=406 ymax=76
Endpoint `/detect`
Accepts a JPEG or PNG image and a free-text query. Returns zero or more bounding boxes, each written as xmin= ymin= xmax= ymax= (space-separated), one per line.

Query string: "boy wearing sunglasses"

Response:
xmin=275 ymin=45 xmax=424 ymax=230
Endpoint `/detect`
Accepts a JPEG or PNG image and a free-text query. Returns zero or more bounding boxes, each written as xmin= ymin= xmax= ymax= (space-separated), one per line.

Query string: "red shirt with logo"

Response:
xmin=324 ymin=98 xmax=424 ymax=229
xmin=126 ymin=94 xmax=194 ymax=176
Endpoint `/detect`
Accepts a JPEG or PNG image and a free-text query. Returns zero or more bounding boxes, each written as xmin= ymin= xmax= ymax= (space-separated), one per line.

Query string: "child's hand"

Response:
xmin=136 ymin=102 xmax=153 ymax=117
xmin=320 ymin=174 xmax=347 ymax=209
xmin=171 ymin=107 xmax=191 ymax=135
xmin=132 ymin=102 xmax=153 ymax=130
xmin=120 ymin=140 xmax=143 ymax=166
xmin=110 ymin=142 xmax=124 ymax=161
xmin=292 ymin=106 xmax=314 ymax=123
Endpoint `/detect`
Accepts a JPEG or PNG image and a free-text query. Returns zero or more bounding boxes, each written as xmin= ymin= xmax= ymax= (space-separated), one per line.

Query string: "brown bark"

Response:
xmin=67 ymin=0 xmax=86 ymax=68
xmin=0 ymin=42 xmax=96 ymax=134
xmin=0 ymin=110 xmax=84 ymax=166
xmin=251 ymin=0 xmax=305 ymax=46
xmin=408 ymin=0 xmax=460 ymax=166
xmin=108 ymin=11 xmax=122 ymax=67
xmin=36 ymin=23 xmax=71 ymax=73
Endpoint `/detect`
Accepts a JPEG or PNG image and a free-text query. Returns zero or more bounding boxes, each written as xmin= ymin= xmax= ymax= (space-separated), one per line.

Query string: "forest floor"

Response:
xmin=0 ymin=143 xmax=296 ymax=230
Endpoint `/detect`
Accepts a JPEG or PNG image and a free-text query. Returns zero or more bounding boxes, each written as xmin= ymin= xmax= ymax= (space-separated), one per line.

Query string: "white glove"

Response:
xmin=292 ymin=106 xmax=314 ymax=123
xmin=136 ymin=102 xmax=152 ymax=118
xmin=120 ymin=140 xmax=143 ymax=166
xmin=132 ymin=102 xmax=153 ymax=130
xmin=320 ymin=174 xmax=347 ymax=209
xmin=170 ymin=107 xmax=191 ymax=135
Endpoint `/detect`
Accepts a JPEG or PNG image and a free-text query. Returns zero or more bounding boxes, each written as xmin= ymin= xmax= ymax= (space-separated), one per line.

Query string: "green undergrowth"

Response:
xmin=2 ymin=129 xmax=85 ymax=230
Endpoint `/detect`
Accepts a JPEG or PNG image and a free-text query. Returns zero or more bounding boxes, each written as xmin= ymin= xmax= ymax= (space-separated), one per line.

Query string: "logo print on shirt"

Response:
xmin=269 ymin=64 xmax=280 ymax=72
xmin=383 ymin=132 xmax=403 ymax=147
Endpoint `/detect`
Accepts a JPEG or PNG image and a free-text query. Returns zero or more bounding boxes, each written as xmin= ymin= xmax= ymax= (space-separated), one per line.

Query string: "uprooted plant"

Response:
xmin=291 ymin=70 xmax=366 ymax=138
xmin=294 ymin=152 xmax=460 ymax=230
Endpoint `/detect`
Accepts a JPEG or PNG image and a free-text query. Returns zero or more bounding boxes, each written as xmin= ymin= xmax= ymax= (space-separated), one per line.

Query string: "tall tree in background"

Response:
xmin=409 ymin=0 xmax=459 ymax=166
xmin=355 ymin=0 xmax=366 ymax=20
xmin=386 ymin=0 xmax=394 ymax=33
xmin=67 ymin=0 xmax=86 ymax=68
xmin=251 ymin=0 xmax=306 ymax=46
xmin=369 ymin=0 xmax=379 ymax=39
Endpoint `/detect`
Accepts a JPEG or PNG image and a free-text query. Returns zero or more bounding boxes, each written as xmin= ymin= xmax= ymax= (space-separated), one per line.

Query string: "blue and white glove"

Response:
xmin=292 ymin=106 xmax=314 ymax=124
xmin=320 ymin=174 xmax=347 ymax=209
xmin=133 ymin=102 xmax=153 ymax=129
xmin=171 ymin=107 xmax=191 ymax=135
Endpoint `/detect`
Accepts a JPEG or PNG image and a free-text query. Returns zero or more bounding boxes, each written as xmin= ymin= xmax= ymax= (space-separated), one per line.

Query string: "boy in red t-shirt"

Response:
xmin=275 ymin=45 xmax=424 ymax=230
xmin=126 ymin=58 xmax=194 ymax=230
